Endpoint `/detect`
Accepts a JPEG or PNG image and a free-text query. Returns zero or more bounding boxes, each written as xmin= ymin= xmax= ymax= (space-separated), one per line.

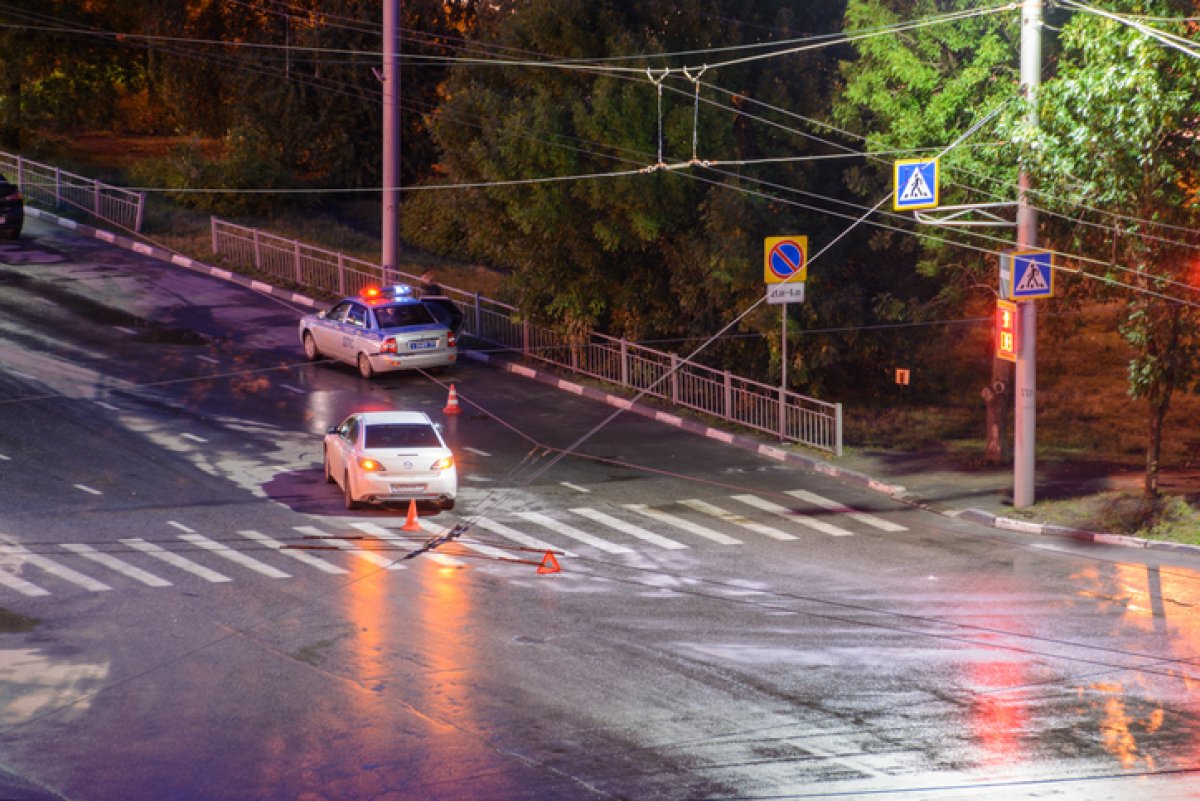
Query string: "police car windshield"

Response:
xmin=375 ymin=304 xmax=436 ymax=329
xmin=364 ymin=423 xmax=440 ymax=449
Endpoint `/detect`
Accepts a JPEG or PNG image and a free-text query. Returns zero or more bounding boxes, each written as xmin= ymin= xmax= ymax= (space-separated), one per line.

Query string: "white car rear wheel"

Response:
xmin=343 ymin=471 xmax=359 ymax=510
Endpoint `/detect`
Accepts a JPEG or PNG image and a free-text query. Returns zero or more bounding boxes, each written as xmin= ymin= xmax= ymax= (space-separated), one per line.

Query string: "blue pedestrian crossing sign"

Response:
xmin=1010 ymin=250 xmax=1054 ymax=299
xmin=893 ymin=158 xmax=939 ymax=211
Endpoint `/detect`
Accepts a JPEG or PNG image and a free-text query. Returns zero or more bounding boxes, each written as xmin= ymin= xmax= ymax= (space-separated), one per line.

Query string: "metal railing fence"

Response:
xmin=0 ymin=150 xmax=145 ymax=233
xmin=211 ymin=217 xmax=842 ymax=455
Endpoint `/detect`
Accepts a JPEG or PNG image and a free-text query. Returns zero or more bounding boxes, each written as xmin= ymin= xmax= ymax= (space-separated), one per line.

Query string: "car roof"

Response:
xmin=354 ymin=411 xmax=435 ymax=426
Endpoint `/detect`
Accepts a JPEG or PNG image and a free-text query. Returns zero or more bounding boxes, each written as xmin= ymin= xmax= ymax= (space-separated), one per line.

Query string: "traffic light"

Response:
xmin=996 ymin=299 xmax=1017 ymax=362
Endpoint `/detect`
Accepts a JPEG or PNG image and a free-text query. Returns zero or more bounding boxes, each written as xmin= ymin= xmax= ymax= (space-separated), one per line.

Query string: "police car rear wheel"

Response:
xmin=357 ymin=353 xmax=375 ymax=380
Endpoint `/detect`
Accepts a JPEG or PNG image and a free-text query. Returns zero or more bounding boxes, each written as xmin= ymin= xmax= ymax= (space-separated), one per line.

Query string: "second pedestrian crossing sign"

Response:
xmin=1010 ymin=250 xmax=1054 ymax=299
xmin=893 ymin=158 xmax=939 ymax=211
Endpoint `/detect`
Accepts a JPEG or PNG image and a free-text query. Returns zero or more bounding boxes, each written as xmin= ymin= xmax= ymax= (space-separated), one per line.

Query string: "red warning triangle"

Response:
xmin=537 ymin=551 xmax=561 ymax=574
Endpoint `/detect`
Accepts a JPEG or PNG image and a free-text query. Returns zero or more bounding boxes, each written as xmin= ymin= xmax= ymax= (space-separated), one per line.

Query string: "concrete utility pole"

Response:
xmin=382 ymin=0 xmax=401 ymax=284
xmin=1013 ymin=0 xmax=1043 ymax=508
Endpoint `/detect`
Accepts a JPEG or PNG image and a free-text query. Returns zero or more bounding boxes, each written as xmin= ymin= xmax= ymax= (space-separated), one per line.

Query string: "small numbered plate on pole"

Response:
xmin=767 ymin=283 xmax=805 ymax=305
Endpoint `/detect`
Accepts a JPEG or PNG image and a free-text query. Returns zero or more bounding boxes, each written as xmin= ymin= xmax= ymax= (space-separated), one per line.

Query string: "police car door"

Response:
xmin=313 ymin=301 xmax=352 ymax=359
xmin=341 ymin=302 xmax=374 ymax=360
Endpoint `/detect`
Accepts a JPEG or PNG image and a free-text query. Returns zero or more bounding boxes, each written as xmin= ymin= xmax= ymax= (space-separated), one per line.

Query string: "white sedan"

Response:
xmin=324 ymin=411 xmax=458 ymax=511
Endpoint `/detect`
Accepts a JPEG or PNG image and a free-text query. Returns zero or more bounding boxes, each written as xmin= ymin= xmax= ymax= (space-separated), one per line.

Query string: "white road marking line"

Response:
xmin=786 ymin=490 xmax=907 ymax=532
xmin=625 ymin=504 xmax=743 ymax=545
xmin=60 ymin=543 xmax=172 ymax=587
xmin=0 ymin=453 xmax=9 ymax=461
xmin=93 ymin=401 xmax=119 ymax=411
xmin=471 ymin=518 xmax=574 ymax=556
xmin=417 ymin=519 xmax=511 ymax=559
xmin=280 ymin=384 xmax=306 ymax=394
xmin=115 ymin=326 xmax=137 ymax=335
xmin=180 ymin=433 xmax=208 ymax=443
xmin=679 ymin=499 xmax=797 ymax=541
xmin=560 ymin=482 xmax=590 ymax=493
xmin=0 ymin=567 xmax=50 ymax=597
xmin=570 ymin=508 xmax=687 ymax=550
xmin=348 ymin=522 xmax=463 ymax=567
xmin=733 ymin=494 xmax=854 ymax=537
xmin=462 ymin=447 xmax=491 ymax=457
xmin=168 ymin=521 xmax=195 ymax=533
xmin=293 ymin=525 xmax=405 ymax=570
xmin=73 ymin=484 xmax=102 ymax=495
xmin=176 ymin=533 xmax=290 ymax=578
xmin=516 ymin=511 xmax=634 ymax=554
xmin=12 ymin=547 xmax=111 ymax=592
xmin=239 ymin=530 xmax=347 ymax=575
xmin=196 ymin=355 xmax=220 ymax=364
xmin=120 ymin=538 xmax=232 ymax=583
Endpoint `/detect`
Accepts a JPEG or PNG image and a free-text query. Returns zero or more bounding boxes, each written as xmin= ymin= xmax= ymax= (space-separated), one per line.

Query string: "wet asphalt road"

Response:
xmin=0 ymin=219 xmax=1199 ymax=800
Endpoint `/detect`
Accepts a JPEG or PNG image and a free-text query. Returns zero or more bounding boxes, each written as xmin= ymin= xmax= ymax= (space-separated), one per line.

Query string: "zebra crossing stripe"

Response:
xmin=60 ymin=543 xmax=172 ymax=587
xmin=624 ymin=504 xmax=743 ymax=545
xmin=517 ymin=512 xmax=634 ymax=554
xmin=732 ymin=495 xmax=854 ymax=537
xmin=679 ymin=499 xmax=797 ymax=541
xmin=239 ymin=531 xmax=347 ymax=575
xmin=570 ymin=508 xmax=688 ymax=550
xmin=120 ymin=538 xmax=233 ymax=582
xmin=785 ymin=490 xmax=907 ymax=532
xmin=0 ymin=565 xmax=50 ymax=597
xmin=13 ymin=548 xmax=111 ymax=592
xmin=471 ymin=518 xmax=574 ymax=557
xmin=294 ymin=526 xmax=405 ymax=570
xmin=349 ymin=522 xmax=464 ymax=567
xmin=177 ymin=534 xmax=290 ymax=578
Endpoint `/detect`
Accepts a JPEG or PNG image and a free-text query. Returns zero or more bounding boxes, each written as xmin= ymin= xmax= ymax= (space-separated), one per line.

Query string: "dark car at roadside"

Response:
xmin=0 ymin=174 xmax=23 ymax=239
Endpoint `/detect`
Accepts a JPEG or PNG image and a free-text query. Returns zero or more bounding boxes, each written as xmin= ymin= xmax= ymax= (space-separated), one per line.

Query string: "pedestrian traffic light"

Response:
xmin=996 ymin=299 xmax=1017 ymax=362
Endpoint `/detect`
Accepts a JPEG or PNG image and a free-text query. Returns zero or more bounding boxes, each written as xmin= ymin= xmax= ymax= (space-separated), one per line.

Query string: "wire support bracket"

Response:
xmin=913 ymin=202 xmax=1018 ymax=228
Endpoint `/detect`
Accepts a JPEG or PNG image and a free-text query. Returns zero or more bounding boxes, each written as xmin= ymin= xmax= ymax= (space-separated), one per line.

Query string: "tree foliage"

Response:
xmin=1020 ymin=0 xmax=1200 ymax=494
xmin=404 ymin=0 xmax=943 ymax=395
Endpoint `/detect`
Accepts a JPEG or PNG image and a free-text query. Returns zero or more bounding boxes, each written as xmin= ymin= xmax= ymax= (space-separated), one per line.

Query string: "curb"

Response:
xmin=30 ymin=206 xmax=1199 ymax=558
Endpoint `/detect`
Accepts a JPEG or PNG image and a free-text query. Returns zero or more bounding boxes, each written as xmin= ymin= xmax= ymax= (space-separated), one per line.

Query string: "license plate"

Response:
xmin=390 ymin=483 xmax=426 ymax=493
xmin=409 ymin=339 xmax=436 ymax=350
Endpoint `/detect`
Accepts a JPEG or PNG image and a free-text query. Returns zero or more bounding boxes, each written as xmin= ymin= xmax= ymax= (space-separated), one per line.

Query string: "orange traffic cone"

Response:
xmin=402 ymin=499 xmax=422 ymax=532
xmin=443 ymin=384 xmax=461 ymax=415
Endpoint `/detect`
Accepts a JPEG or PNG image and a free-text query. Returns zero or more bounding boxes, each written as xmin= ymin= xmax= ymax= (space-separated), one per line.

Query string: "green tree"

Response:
xmin=406 ymin=0 xmax=930 ymax=395
xmin=1021 ymin=1 xmax=1200 ymax=496
xmin=832 ymin=0 xmax=1026 ymax=461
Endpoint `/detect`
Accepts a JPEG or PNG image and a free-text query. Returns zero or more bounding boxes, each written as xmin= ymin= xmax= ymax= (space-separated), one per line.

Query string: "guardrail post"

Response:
xmin=135 ymin=193 xmax=145 ymax=233
xmin=293 ymin=240 xmax=302 ymax=283
xmin=835 ymin=403 xmax=843 ymax=457
xmin=723 ymin=370 xmax=733 ymax=420
xmin=93 ymin=181 xmax=101 ymax=217
xmin=253 ymin=228 xmax=262 ymax=270
xmin=54 ymin=167 xmax=61 ymax=208
xmin=778 ymin=387 xmax=787 ymax=442
xmin=670 ymin=354 xmax=679 ymax=403
xmin=620 ymin=339 xmax=629 ymax=388
xmin=210 ymin=217 xmax=218 ymax=254
xmin=522 ymin=321 xmax=531 ymax=357
xmin=473 ymin=292 xmax=482 ymax=338
xmin=336 ymin=252 xmax=346 ymax=295
xmin=16 ymin=156 xmax=22 ymax=193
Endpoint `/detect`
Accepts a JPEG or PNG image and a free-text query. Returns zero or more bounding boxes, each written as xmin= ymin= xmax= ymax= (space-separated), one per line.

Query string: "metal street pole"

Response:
xmin=382 ymin=0 xmax=401 ymax=285
xmin=1013 ymin=0 xmax=1042 ymax=508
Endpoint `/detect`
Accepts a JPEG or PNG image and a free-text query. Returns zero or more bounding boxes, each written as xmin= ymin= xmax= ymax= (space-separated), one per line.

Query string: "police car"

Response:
xmin=299 ymin=285 xmax=459 ymax=379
